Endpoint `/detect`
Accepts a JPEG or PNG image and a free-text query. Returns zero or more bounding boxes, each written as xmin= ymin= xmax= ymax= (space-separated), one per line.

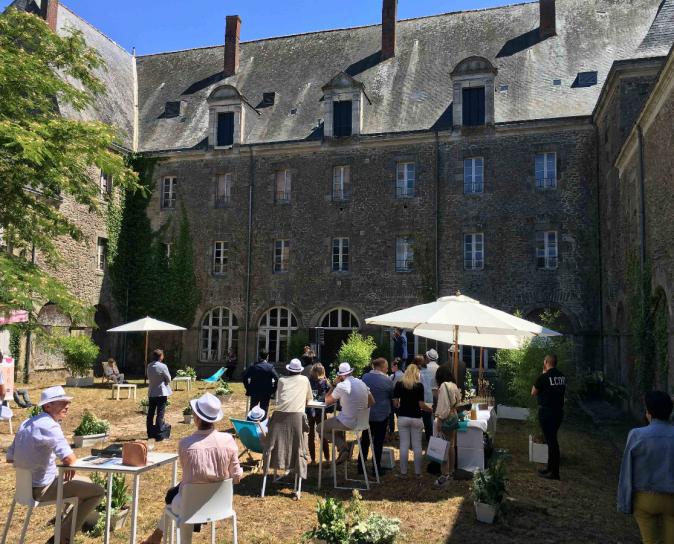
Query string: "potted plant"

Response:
xmin=182 ymin=404 xmax=193 ymax=424
xmin=58 ymin=335 xmax=99 ymax=387
xmin=176 ymin=366 xmax=197 ymax=380
xmin=471 ymin=459 xmax=507 ymax=524
xmin=85 ymin=473 xmax=131 ymax=534
xmin=139 ymin=398 xmax=149 ymax=414
xmin=214 ymin=379 xmax=232 ymax=399
xmin=73 ymin=410 xmax=110 ymax=448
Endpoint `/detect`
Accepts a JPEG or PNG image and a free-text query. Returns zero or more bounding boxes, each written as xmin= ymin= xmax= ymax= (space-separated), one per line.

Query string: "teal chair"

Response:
xmin=202 ymin=367 xmax=225 ymax=383
xmin=230 ymin=418 xmax=264 ymax=466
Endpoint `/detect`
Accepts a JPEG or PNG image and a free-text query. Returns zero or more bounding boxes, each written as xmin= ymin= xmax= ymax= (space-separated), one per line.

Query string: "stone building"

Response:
xmin=7 ymin=0 xmax=674 ymax=395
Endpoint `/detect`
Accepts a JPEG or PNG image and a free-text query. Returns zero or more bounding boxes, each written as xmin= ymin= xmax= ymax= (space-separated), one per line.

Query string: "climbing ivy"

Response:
xmin=416 ymin=235 xmax=437 ymax=303
xmin=627 ymin=254 xmax=656 ymax=395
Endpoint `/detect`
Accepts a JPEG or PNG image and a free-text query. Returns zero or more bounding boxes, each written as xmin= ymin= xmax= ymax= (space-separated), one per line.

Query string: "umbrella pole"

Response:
xmin=479 ymin=347 xmax=484 ymax=397
xmin=453 ymin=325 xmax=459 ymax=390
xmin=144 ymin=331 xmax=148 ymax=384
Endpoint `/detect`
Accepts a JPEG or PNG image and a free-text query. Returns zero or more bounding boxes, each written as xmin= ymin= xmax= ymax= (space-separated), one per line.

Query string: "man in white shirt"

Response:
xmin=7 ymin=386 xmax=105 ymax=543
xmin=275 ymin=358 xmax=313 ymax=413
xmin=324 ymin=362 xmax=375 ymax=464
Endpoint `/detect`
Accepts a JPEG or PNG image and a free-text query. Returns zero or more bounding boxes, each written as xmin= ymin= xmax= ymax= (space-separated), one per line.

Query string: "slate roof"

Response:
xmin=136 ymin=0 xmax=673 ymax=153
xmin=8 ymin=0 xmax=135 ymax=149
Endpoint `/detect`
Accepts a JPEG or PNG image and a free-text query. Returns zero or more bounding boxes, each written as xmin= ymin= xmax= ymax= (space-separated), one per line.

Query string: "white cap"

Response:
xmin=337 ymin=362 xmax=354 ymax=376
xmin=286 ymin=358 xmax=303 ymax=373
xmin=38 ymin=386 xmax=73 ymax=407
xmin=190 ymin=393 xmax=224 ymax=423
xmin=247 ymin=403 xmax=266 ymax=421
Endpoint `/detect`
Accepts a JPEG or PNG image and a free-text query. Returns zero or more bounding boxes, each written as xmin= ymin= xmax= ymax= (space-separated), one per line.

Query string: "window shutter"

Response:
xmin=333 ymin=101 xmax=352 ymax=137
xmin=217 ymin=112 xmax=234 ymax=146
xmin=462 ymin=87 xmax=485 ymax=126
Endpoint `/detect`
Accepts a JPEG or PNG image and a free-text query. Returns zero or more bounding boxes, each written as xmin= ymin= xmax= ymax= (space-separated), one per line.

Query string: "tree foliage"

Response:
xmin=0 ymin=9 xmax=140 ymax=324
xmin=337 ymin=331 xmax=377 ymax=376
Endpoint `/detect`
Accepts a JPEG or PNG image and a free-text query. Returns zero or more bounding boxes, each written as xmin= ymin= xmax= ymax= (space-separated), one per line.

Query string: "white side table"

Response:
xmin=172 ymin=376 xmax=192 ymax=391
xmin=111 ymin=383 xmax=137 ymax=400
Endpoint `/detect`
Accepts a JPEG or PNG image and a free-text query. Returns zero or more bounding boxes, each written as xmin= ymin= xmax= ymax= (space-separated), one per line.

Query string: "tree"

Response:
xmin=0 ymin=9 xmax=140 ymax=322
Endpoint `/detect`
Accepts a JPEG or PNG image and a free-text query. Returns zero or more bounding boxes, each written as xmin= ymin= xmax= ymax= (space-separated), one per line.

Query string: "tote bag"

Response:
xmin=424 ymin=435 xmax=449 ymax=464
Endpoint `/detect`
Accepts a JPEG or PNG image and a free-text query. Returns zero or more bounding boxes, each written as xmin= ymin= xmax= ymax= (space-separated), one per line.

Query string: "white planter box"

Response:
xmin=66 ymin=376 xmax=94 ymax=387
xmin=73 ymin=432 xmax=108 ymax=448
xmin=474 ymin=501 xmax=497 ymax=524
xmin=111 ymin=508 xmax=129 ymax=531
xmin=497 ymin=404 xmax=530 ymax=421
xmin=529 ymin=434 xmax=549 ymax=463
xmin=381 ymin=447 xmax=395 ymax=469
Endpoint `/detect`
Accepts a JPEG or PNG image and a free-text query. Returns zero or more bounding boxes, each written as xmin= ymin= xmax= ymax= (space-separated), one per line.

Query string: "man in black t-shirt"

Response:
xmin=532 ymin=353 xmax=566 ymax=480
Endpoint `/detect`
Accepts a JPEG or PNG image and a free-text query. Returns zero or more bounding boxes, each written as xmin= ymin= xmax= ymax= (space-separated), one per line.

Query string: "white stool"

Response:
xmin=111 ymin=383 xmax=137 ymax=400
xmin=2 ymin=468 xmax=78 ymax=544
xmin=331 ymin=409 xmax=380 ymax=491
xmin=172 ymin=377 xmax=192 ymax=391
xmin=0 ymin=405 xmax=13 ymax=435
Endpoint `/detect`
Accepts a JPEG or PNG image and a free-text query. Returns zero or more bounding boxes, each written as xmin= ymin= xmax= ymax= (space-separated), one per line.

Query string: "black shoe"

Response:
xmin=537 ymin=468 xmax=551 ymax=475
xmin=538 ymin=472 xmax=560 ymax=480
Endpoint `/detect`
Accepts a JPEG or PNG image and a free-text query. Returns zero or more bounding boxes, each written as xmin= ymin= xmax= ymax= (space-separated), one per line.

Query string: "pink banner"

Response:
xmin=1 ymin=357 xmax=14 ymax=400
xmin=0 ymin=310 xmax=29 ymax=326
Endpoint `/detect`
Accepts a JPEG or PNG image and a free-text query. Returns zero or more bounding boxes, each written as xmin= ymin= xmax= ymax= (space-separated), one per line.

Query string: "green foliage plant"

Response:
xmin=176 ymin=366 xmax=197 ymax=380
xmin=286 ymin=329 xmax=309 ymax=361
xmin=29 ymin=405 xmax=42 ymax=417
xmin=471 ymin=459 xmax=507 ymax=508
xmin=215 ymin=379 xmax=232 ymax=397
xmin=73 ymin=410 xmax=110 ymax=436
xmin=337 ymin=332 xmax=377 ymax=376
xmin=57 ymin=334 xmax=100 ymax=377
xmin=183 ymin=404 xmax=193 ymax=416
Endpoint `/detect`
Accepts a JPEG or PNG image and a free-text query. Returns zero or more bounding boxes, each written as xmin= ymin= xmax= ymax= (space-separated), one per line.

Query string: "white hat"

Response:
xmin=247 ymin=404 xmax=266 ymax=421
xmin=426 ymin=348 xmax=439 ymax=361
xmin=38 ymin=386 xmax=73 ymax=407
xmin=190 ymin=393 xmax=224 ymax=423
xmin=337 ymin=362 xmax=354 ymax=376
xmin=286 ymin=358 xmax=303 ymax=373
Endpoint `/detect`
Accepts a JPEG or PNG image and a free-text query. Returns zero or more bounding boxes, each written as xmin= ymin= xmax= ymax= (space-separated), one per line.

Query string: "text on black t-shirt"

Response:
xmin=534 ymin=367 xmax=566 ymax=411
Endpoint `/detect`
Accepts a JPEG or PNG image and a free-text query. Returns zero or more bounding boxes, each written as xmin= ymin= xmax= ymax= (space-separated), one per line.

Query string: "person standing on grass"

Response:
xmin=433 ymin=365 xmax=462 ymax=488
xmin=618 ymin=390 xmax=674 ymax=544
xmin=147 ymin=348 xmax=173 ymax=441
xmin=388 ymin=358 xmax=404 ymax=437
xmin=393 ymin=364 xmax=432 ymax=478
xmin=416 ymin=354 xmax=436 ymax=444
xmin=307 ymin=363 xmax=330 ymax=464
xmin=225 ymin=348 xmax=238 ymax=380
xmin=7 ymin=386 xmax=105 ymax=544
xmin=392 ymin=328 xmax=408 ymax=369
xmin=242 ymin=350 xmax=279 ymax=414
xmin=360 ymin=357 xmax=394 ymax=476
xmin=531 ymin=353 xmax=565 ymax=480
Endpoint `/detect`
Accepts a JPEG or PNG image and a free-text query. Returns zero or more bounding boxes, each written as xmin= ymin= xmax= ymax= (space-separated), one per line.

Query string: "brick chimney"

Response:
xmin=224 ymin=15 xmax=241 ymax=77
xmin=539 ymin=0 xmax=556 ymax=39
xmin=381 ymin=0 xmax=397 ymax=60
xmin=40 ymin=0 xmax=58 ymax=31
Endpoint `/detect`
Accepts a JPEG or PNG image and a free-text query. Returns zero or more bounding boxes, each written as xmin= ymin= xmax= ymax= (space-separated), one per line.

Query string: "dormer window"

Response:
xmin=207 ymin=84 xmax=259 ymax=149
xmin=321 ymin=72 xmax=370 ymax=139
xmin=451 ymin=57 xmax=497 ymax=128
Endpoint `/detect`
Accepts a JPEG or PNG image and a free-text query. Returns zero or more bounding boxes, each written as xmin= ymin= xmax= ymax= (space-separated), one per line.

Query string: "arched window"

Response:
xmin=257 ymin=307 xmax=298 ymax=363
xmin=200 ymin=307 xmax=238 ymax=362
xmin=320 ymin=308 xmax=360 ymax=329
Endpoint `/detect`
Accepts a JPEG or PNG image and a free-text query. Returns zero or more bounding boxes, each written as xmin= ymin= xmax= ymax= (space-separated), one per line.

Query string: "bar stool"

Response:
xmin=331 ymin=409 xmax=380 ymax=491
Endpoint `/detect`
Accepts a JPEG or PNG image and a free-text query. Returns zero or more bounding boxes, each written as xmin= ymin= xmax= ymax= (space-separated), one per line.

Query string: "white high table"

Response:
xmin=54 ymin=451 xmax=178 ymax=544
xmin=307 ymin=400 xmax=327 ymax=490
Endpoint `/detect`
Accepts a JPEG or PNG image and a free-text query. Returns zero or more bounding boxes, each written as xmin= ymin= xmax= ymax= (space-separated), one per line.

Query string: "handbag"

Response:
xmin=122 ymin=441 xmax=148 ymax=467
xmin=424 ymin=435 xmax=449 ymax=464
xmin=441 ymin=414 xmax=459 ymax=433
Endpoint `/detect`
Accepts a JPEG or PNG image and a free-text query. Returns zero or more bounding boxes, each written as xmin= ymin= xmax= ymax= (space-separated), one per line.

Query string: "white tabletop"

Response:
xmin=307 ymin=400 xmax=327 ymax=409
xmin=61 ymin=451 xmax=178 ymax=474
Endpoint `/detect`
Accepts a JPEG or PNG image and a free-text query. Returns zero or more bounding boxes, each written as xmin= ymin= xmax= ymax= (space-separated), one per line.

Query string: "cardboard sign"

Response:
xmin=0 ymin=357 xmax=15 ymax=400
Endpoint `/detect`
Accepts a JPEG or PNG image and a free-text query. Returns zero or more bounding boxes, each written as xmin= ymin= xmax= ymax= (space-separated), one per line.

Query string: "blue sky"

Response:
xmin=1 ymin=0 xmax=517 ymax=55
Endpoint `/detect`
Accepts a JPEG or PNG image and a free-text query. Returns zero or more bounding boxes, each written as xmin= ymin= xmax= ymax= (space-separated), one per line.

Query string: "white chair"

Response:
xmin=2 ymin=467 xmax=78 ymax=544
xmin=0 ymin=404 xmax=13 ymax=435
xmin=163 ymin=479 xmax=237 ymax=544
xmin=331 ymin=408 xmax=380 ymax=491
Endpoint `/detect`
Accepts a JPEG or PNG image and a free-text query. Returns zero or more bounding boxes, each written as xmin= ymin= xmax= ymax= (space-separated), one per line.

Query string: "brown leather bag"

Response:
xmin=122 ymin=441 xmax=148 ymax=467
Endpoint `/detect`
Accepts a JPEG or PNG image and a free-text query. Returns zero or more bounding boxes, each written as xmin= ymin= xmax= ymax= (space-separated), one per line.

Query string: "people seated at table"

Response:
xmin=141 ymin=393 xmax=242 ymax=544
xmin=275 ymin=358 xmax=312 ymax=413
xmin=324 ymin=362 xmax=375 ymax=465
xmin=393 ymin=364 xmax=433 ymax=477
xmin=307 ymin=363 xmax=330 ymax=464
xmin=433 ymin=365 xmax=462 ymax=488
xmin=104 ymin=357 xmax=125 ymax=384
xmin=7 ymin=386 xmax=105 ymax=544
xmin=242 ymin=350 xmax=279 ymax=414
xmin=146 ymin=348 xmax=172 ymax=441
xmin=618 ymin=390 xmax=674 ymax=544
xmin=247 ymin=403 xmax=269 ymax=438
xmin=360 ymin=357 xmax=394 ymax=476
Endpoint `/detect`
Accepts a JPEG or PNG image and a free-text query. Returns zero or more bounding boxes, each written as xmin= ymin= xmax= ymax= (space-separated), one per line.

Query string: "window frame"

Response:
xmin=332 ymin=237 xmax=349 ymax=272
xmin=396 ymin=162 xmax=416 ymax=199
xmin=273 ymin=239 xmax=290 ymax=273
xmin=535 ymin=152 xmax=557 ymax=189
xmin=333 ymin=100 xmax=353 ymax=138
xmin=332 ymin=165 xmax=351 ymax=201
xmin=462 ymin=86 xmax=486 ymax=126
xmin=216 ymin=111 xmax=235 ymax=148
xmin=96 ymin=237 xmax=107 ymax=272
xmin=536 ymin=230 xmax=558 ymax=270
xmin=200 ymin=307 xmax=239 ymax=362
xmin=320 ymin=307 xmax=360 ymax=329
xmin=99 ymin=170 xmax=113 ymax=195
xmin=463 ymin=232 xmax=484 ymax=270
xmin=463 ymin=157 xmax=484 ymax=194
xmin=212 ymin=240 xmax=228 ymax=275
xmin=161 ymin=176 xmax=177 ymax=210
xmin=395 ymin=236 xmax=414 ymax=272
xmin=215 ymin=173 xmax=233 ymax=208
xmin=275 ymin=170 xmax=292 ymax=204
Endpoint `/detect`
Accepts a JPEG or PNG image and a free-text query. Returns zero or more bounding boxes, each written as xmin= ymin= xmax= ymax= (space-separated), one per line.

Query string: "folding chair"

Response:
xmin=163 ymin=479 xmax=237 ymax=544
xmin=202 ymin=368 xmax=225 ymax=383
xmin=230 ymin=418 xmax=264 ymax=471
